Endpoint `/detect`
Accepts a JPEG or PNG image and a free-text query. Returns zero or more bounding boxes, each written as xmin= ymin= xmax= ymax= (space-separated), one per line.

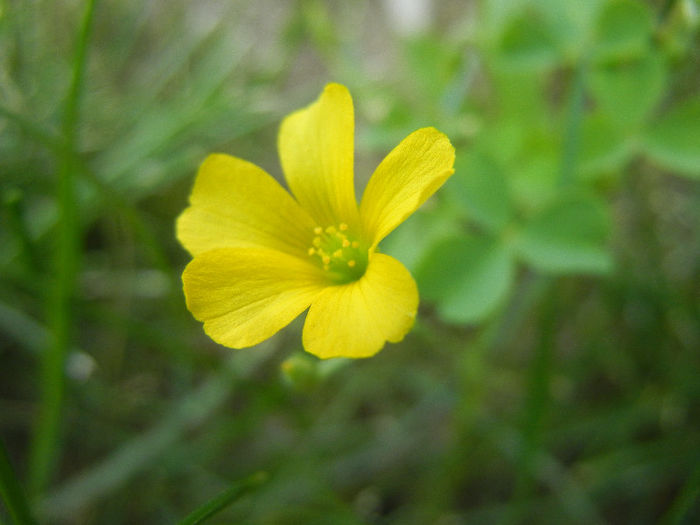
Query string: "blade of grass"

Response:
xmin=28 ymin=0 xmax=98 ymax=498
xmin=177 ymin=472 xmax=269 ymax=525
xmin=0 ymin=439 xmax=38 ymax=525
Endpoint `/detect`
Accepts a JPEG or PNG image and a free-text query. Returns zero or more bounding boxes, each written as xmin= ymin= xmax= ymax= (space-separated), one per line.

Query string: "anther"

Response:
xmin=307 ymin=223 xmax=367 ymax=282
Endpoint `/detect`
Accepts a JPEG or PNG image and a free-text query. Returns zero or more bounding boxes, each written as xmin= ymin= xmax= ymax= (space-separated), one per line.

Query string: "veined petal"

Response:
xmin=183 ymin=248 xmax=325 ymax=349
xmin=177 ymin=154 xmax=316 ymax=258
xmin=302 ymin=253 xmax=418 ymax=359
xmin=278 ymin=83 xmax=359 ymax=227
xmin=360 ymin=127 xmax=455 ymax=245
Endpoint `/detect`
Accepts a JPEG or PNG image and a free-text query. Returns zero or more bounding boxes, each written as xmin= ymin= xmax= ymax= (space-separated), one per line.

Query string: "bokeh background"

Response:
xmin=1 ymin=0 xmax=699 ymax=523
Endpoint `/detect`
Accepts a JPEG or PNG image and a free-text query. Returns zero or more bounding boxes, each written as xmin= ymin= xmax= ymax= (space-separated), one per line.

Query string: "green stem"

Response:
xmin=411 ymin=274 xmax=550 ymax=522
xmin=177 ymin=472 xmax=269 ymax=525
xmin=505 ymin=280 xmax=556 ymax=524
xmin=28 ymin=0 xmax=98 ymax=499
xmin=0 ymin=439 xmax=38 ymax=525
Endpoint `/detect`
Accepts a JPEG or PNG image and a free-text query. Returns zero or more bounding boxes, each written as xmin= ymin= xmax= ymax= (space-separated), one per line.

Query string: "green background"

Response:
xmin=1 ymin=0 xmax=699 ymax=523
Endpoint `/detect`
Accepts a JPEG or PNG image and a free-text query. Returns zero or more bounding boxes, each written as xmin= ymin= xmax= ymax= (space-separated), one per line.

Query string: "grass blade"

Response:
xmin=177 ymin=472 xmax=269 ymax=525
xmin=27 ymin=0 xmax=99 ymax=498
xmin=0 ymin=440 xmax=38 ymax=525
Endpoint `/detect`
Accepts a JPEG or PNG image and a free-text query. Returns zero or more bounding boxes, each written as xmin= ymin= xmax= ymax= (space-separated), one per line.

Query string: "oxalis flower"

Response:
xmin=177 ymin=83 xmax=454 ymax=359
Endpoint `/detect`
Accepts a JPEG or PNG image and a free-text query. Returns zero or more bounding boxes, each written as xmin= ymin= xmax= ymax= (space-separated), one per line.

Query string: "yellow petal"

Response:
xmin=183 ymin=247 xmax=325 ymax=349
xmin=176 ymin=154 xmax=316 ymax=258
xmin=302 ymin=253 xmax=418 ymax=359
xmin=278 ymin=83 xmax=359 ymax=227
xmin=360 ymin=127 xmax=455 ymax=245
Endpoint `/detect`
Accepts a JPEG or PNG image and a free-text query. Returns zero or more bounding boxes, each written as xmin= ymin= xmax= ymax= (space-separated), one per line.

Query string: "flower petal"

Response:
xmin=302 ymin=253 xmax=418 ymax=359
xmin=176 ymin=154 xmax=316 ymax=258
xmin=183 ymin=247 xmax=325 ymax=348
xmin=278 ymin=83 xmax=359 ymax=227
xmin=360 ymin=127 xmax=455 ymax=245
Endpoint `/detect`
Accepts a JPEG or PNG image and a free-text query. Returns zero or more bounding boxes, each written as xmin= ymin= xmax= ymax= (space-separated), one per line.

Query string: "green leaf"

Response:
xmin=448 ymin=151 xmax=512 ymax=233
xmin=589 ymin=50 xmax=666 ymax=128
xmin=416 ymin=236 xmax=514 ymax=324
xmin=538 ymin=0 xmax=606 ymax=57
xmin=508 ymin=130 xmax=560 ymax=212
xmin=643 ymin=96 xmax=700 ymax=178
xmin=577 ymin=113 xmax=632 ymax=180
xmin=403 ymin=36 xmax=460 ymax=100
xmin=380 ymin=209 xmax=460 ymax=273
xmin=593 ymin=0 xmax=654 ymax=62
xmin=479 ymin=119 xmax=527 ymax=165
xmin=515 ymin=194 xmax=613 ymax=275
xmin=496 ymin=11 xmax=559 ymax=72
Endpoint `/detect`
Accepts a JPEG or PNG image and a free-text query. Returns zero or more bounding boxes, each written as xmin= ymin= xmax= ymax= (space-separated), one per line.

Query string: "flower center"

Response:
xmin=308 ymin=223 xmax=368 ymax=284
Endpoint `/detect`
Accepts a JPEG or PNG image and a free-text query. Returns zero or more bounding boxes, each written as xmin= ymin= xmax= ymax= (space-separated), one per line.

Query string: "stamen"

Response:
xmin=307 ymin=223 xmax=368 ymax=283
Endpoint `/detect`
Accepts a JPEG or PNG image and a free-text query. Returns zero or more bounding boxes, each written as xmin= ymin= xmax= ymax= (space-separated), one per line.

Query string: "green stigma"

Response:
xmin=308 ymin=223 xmax=369 ymax=284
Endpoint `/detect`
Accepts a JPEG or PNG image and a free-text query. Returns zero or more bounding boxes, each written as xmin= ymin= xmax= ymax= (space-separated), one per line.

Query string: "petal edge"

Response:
xmin=176 ymin=154 xmax=315 ymax=258
xmin=278 ymin=83 xmax=359 ymax=227
xmin=360 ymin=127 xmax=455 ymax=245
xmin=302 ymin=253 xmax=418 ymax=359
xmin=183 ymin=247 xmax=324 ymax=348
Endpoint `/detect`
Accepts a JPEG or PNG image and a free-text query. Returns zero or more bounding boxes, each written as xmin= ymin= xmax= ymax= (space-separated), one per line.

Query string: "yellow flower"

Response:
xmin=177 ymin=83 xmax=455 ymax=359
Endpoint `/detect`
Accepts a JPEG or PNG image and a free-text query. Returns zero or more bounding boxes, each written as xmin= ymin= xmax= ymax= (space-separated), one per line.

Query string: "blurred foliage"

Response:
xmin=1 ymin=0 xmax=699 ymax=524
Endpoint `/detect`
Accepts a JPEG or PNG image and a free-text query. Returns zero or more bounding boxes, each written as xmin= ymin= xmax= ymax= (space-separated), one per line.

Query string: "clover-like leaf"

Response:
xmin=417 ymin=235 xmax=514 ymax=324
xmin=515 ymin=193 xmax=613 ymax=275
xmin=644 ymin=96 xmax=700 ymax=179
